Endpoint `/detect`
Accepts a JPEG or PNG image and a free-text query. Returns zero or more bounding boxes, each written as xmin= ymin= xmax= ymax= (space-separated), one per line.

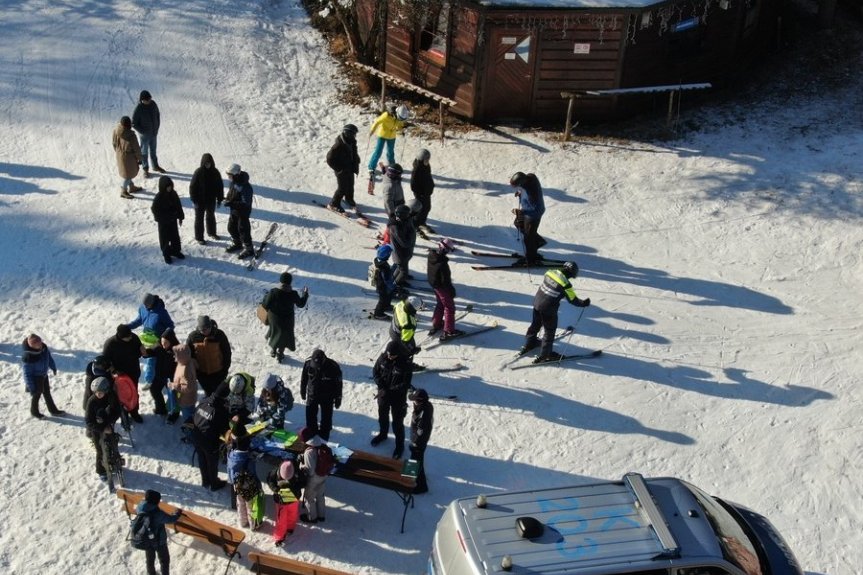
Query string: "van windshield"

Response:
xmin=682 ymin=482 xmax=763 ymax=575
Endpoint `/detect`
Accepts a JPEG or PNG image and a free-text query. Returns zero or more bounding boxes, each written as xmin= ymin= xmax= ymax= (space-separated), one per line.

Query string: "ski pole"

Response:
xmin=562 ymin=307 xmax=586 ymax=353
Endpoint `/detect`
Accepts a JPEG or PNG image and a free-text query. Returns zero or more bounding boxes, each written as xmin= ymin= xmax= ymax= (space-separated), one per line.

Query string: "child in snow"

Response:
xmin=21 ymin=333 xmax=65 ymax=419
xmin=134 ymin=489 xmax=183 ymax=575
xmin=427 ymin=238 xmax=464 ymax=341
xmin=266 ymin=459 xmax=303 ymax=546
xmin=256 ymin=373 xmax=294 ymax=429
xmin=371 ymin=244 xmax=397 ymax=320
xmin=169 ymin=344 xmax=198 ymax=422
xmin=227 ymin=421 xmax=264 ymax=530
xmin=379 ymin=163 xmax=405 ymax=217
xmin=388 ymin=204 xmax=417 ymax=287
xmin=151 ymin=176 xmax=185 ymax=264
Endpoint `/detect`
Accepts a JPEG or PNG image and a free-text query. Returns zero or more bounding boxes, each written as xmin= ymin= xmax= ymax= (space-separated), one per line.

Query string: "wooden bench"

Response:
xmin=248 ymin=551 xmax=352 ymax=575
xmin=116 ymin=488 xmax=245 ymax=575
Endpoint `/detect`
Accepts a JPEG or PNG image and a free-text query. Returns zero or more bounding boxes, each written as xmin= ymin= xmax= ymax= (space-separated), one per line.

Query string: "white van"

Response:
xmin=428 ymin=472 xmax=802 ymax=575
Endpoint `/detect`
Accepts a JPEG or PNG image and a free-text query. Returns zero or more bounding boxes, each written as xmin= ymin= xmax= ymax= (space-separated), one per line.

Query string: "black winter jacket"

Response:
xmin=152 ymin=177 xmax=184 ymax=223
xmin=326 ymin=134 xmax=360 ymax=175
xmin=426 ymin=250 xmax=453 ymax=289
xmin=85 ymin=391 xmax=121 ymax=437
xmin=300 ymin=357 xmax=343 ymax=404
xmin=373 ymin=352 xmax=411 ymax=394
xmin=102 ymin=334 xmax=143 ymax=382
xmin=410 ymin=160 xmax=434 ymax=198
xmin=410 ymin=400 xmax=434 ymax=450
xmin=189 ymin=153 xmax=224 ymax=206
xmin=132 ymin=100 xmax=160 ymax=136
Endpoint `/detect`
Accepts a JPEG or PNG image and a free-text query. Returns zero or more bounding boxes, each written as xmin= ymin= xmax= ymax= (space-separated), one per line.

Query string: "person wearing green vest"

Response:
xmin=522 ymin=262 xmax=590 ymax=363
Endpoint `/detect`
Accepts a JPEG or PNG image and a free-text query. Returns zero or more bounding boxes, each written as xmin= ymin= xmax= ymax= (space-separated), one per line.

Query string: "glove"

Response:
xmin=334 ymin=399 xmax=341 ymax=409
xmin=581 ymin=298 xmax=591 ymax=307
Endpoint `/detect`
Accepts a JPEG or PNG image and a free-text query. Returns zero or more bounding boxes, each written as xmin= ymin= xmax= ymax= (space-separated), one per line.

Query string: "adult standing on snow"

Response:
xmin=260 ymin=271 xmax=309 ymax=363
xmin=367 ymin=103 xmax=408 ymax=180
xmin=300 ymin=349 xmax=343 ymax=441
xmin=151 ymin=176 xmax=185 ymax=264
xmin=125 ymin=293 xmax=174 ymax=411
xmin=186 ymin=315 xmax=232 ymax=396
xmin=523 ymin=262 xmax=591 ymax=363
xmin=388 ymin=203 xmax=416 ymax=286
xmin=189 ymin=153 xmax=224 ymax=244
xmin=132 ymin=90 xmax=164 ymax=178
xmin=190 ymin=387 xmax=230 ymax=491
xmin=427 ymin=238 xmax=465 ymax=341
xmin=112 ymin=116 xmax=143 ymax=199
xmin=410 ymin=148 xmax=435 ymax=233
xmin=510 ymin=172 xmax=546 ymax=265
xmin=408 ymin=388 xmax=433 ymax=494
xmin=223 ymin=163 xmax=255 ymax=259
xmin=326 ymin=124 xmax=361 ymax=212
xmin=379 ymin=163 xmax=405 ymax=217
xmin=371 ymin=341 xmax=412 ymax=459
xmin=102 ymin=324 xmax=145 ymax=423
xmin=21 ymin=333 xmax=65 ymax=419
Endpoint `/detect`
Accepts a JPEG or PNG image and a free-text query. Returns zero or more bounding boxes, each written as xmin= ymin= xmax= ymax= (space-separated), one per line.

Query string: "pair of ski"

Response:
xmin=470 ymin=250 xmax=567 ymax=271
xmin=422 ymin=321 xmax=500 ymax=351
xmin=312 ymin=199 xmax=374 ymax=228
xmin=246 ymin=222 xmax=278 ymax=271
xmin=509 ymin=349 xmax=602 ymax=370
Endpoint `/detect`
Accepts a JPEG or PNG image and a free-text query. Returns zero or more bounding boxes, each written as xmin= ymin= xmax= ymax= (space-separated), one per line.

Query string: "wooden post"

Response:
xmin=563 ymin=95 xmax=575 ymax=142
xmin=438 ymin=101 xmax=445 ymax=143
xmin=380 ymin=79 xmax=387 ymax=111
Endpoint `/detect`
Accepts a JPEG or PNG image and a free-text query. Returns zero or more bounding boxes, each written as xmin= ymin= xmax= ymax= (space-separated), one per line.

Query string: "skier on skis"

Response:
xmin=390 ymin=295 xmax=423 ymax=363
xmin=371 ymin=244 xmax=398 ymax=320
xmin=522 ymin=262 xmax=590 ymax=363
xmin=427 ymin=238 xmax=464 ymax=341
xmin=223 ymin=163 xmax=255 ymax=259
xmin=410 ymin=148 xmax=435 ymax=234
xmin=379 ymin=163 xmax=406 ymax=217
xmin=326 ymin=124 xmax=361 ymax=213
xmin=367 ymin=103 xmax=409 ymax=187
xmin=389 ymin=203 xmax=416 ymax=287
xmin=510 ymin=171 xmax=546 ymax=265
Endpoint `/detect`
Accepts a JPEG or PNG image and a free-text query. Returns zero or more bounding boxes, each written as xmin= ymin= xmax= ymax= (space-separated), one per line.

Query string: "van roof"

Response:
xmin=453 ymin=473 xmax=721 ymax=574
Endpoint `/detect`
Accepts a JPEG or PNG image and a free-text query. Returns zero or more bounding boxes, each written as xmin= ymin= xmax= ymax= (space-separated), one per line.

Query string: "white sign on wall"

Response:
xmin=502 ymin=37 xmax=516 ymax=45
xmin=573 ymin=43 xmax=591 ymax=54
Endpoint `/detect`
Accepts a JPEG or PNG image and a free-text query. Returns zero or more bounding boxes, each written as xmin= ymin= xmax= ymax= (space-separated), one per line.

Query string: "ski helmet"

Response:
xmin=385 ymin=163 xmax=403 ymax=179
xmin=562 ymin=261 xmax=578 ymax=278
xmin=90 ymin=376 xmax=111 ymax=394
xmin=376 ymin=244 xmax=393 ymax=260
xmin=229 ymin=374 xmax=246 ymax=394
xmin=394 ymin=204 xmax=411 ymax=220
xmin=409 ymin=388 xmax=429 ymax=402
xmin=510 ymin=171 xmax=526 ymax=187
xmin=396 ymin=104 xmax=411 ymax=121
xmin=407 ymin=295 xmax=424 ymax=311
xmin=416 ymin=148 xmax=431 ymax=162
xmin=226 ymin=163 xmax=241 ymax=176
xmin=93 ymin=355 xmax=112 ymax=372
xmin=342 ymin=123 xmax=358 ymax=135
xmin=438 ymin=238 xmax=456 ymax=254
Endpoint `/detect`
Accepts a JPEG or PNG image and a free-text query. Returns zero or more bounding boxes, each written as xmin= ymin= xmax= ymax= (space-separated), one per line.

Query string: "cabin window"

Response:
xmin=419 ymin=2 xmax=451 ymax=65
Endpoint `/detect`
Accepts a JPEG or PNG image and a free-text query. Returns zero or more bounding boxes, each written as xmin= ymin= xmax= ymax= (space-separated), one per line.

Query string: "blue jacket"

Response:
xmin=134 ymin=500 xmax=181 ymax=546
xmin=21 ymin=339 xmax=57 ymax=393
xmin=516 ymin=173 xmax=545 ymax=219
xmin=127 ymin=297 xmax=174 ymax=336
xmin=227 ymin=448 xmax=256 ymax=484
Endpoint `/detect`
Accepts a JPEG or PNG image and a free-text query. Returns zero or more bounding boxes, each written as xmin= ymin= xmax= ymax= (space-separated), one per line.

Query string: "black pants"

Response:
xmin=194 ymin=200 xmax=217 ymax=240
xmin=149 ymin=377 xmax=168 ymax=415
xmin=197 ymin=371 xmax=224 ymax=397
xmin=305 ymin=401 xmax=334 ymax=441
xmin=413 ymin=194 xmax=432 ymax=227
xmin=191 ymin=431 xmax=221 ymax=487
xmin=145 ymin=544 xmax=171 ymax=575
xmin=410 ymin=444 xmax=428 ymax=492
xmin=156 ymin=220 xmax=182 ymax=257
xmin=30 ymin=375 xmax=59 ymax=416
xmin=526 ymin=307 xmax=558 ymax=357
xmin=374 ymin=285 xmax=393 ymax=316
xmin=330 ymin=171 xmax=356 ymax=207
xmin=227 ymin=209 xmax=252 ymax=249
xmin=377 ymin=391 xmax=407 ymax=447
xmin=521 ymin=215 xmax=542 ymax=262
xmin=91 ymin=430 xmax=116 ymax=475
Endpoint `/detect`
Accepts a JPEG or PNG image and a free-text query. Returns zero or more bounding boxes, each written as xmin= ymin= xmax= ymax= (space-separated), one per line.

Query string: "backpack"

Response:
xmin=129 ymin=511 xmax=158 ymax=550
xmin=234 ymin=470 xmax=263 ymax=501
xmin=368 ymin=262 xmax=378 ymax=287
xmin=313 ymin=444 xmax=336 ymax=477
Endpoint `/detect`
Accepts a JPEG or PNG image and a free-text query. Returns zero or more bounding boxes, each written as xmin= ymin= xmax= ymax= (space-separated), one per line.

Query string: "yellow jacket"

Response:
xmin=369 ymin=112 xmax=405 ymax=140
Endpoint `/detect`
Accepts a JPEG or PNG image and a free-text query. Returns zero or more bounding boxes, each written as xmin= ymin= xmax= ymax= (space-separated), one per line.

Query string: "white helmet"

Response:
xmin=396 ymin=104 xmax=410 ymax=121
xmin=229 ymin=374 xmax=245 ymax=394
xmin=407 ymin=295 xmax=424 ymax=311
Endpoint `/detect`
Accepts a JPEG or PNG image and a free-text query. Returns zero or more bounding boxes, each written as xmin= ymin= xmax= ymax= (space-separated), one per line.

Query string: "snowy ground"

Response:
xmin=0 ymin=0 xmax=860 ymax=573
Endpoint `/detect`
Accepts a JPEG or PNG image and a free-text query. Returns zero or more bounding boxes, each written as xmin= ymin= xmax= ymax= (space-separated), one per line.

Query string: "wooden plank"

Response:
xmin=248 ymin=551 xmax=352 ymax=575
xmin=116 ymin=489 xmax=245 ymax=559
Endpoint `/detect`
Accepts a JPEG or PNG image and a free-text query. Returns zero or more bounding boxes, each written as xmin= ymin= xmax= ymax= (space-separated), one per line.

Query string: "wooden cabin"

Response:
xmin=357 ymin=0 xmax=782 ymax=123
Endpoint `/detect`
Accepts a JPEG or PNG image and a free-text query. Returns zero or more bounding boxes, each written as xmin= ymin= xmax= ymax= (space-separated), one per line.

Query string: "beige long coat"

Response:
xmin=112 ymin=124 xmax=142 ymax=179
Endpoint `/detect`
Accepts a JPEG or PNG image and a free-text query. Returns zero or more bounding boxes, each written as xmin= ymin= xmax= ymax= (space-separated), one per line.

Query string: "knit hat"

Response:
xmin=416 ymin=148 xmax=431 ymax=161
xmin=438 ymin=238 xmax=456 ymax=254
xmin=376 ymin=244 xmax=393 ymax=260
xmin=116 ymin=324 xmax=132 ymax=338
xmin=144 ymin=489 xmax=161 ymax=505
xmin=196 ymin=315 xmax=212 ymax=330
xmin=279 ymin=461 xmax=295 ymax=480
xmin=279 ymin=271 xmax=292 ymax=285
xmin=143 ymin=293 xmax=157 ymax=309
xmin=385 ymin=341 xmax=402 ymax=356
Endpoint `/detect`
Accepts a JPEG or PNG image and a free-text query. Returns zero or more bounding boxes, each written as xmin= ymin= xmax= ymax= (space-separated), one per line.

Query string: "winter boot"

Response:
xmin=143 ymin=168 xmax=150 ymax=178
xmin=238 ymin=247 xmax=254 ymax=259
xmin=327 ymin=203 xmax=346 ymax=214
xmin=120 ymin=188 xmax=134 ymax=199
xmin=370 ymin=433 xmax=387 ymax=446
xmin=439 ymin=329 xmax=466 ymax=342
xmin=518 ymin=338 xmax=540 ymax=356
xmin=533 ymin=351 xmax=563 ymax=364
xmin=153 ymin=165 xmax=167 ymax=174
xmin=225 ymin=243 xmax=242 ymax=253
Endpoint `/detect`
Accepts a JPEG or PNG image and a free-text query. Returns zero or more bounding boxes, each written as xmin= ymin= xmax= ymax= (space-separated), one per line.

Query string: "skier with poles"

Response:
xmin=522 ymin=262 xmax=590 ymax=363
xmin=509 ymin=171 xmax=546 ymax=265
xmin=367 ymin=103 xmax=410 ymax=193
